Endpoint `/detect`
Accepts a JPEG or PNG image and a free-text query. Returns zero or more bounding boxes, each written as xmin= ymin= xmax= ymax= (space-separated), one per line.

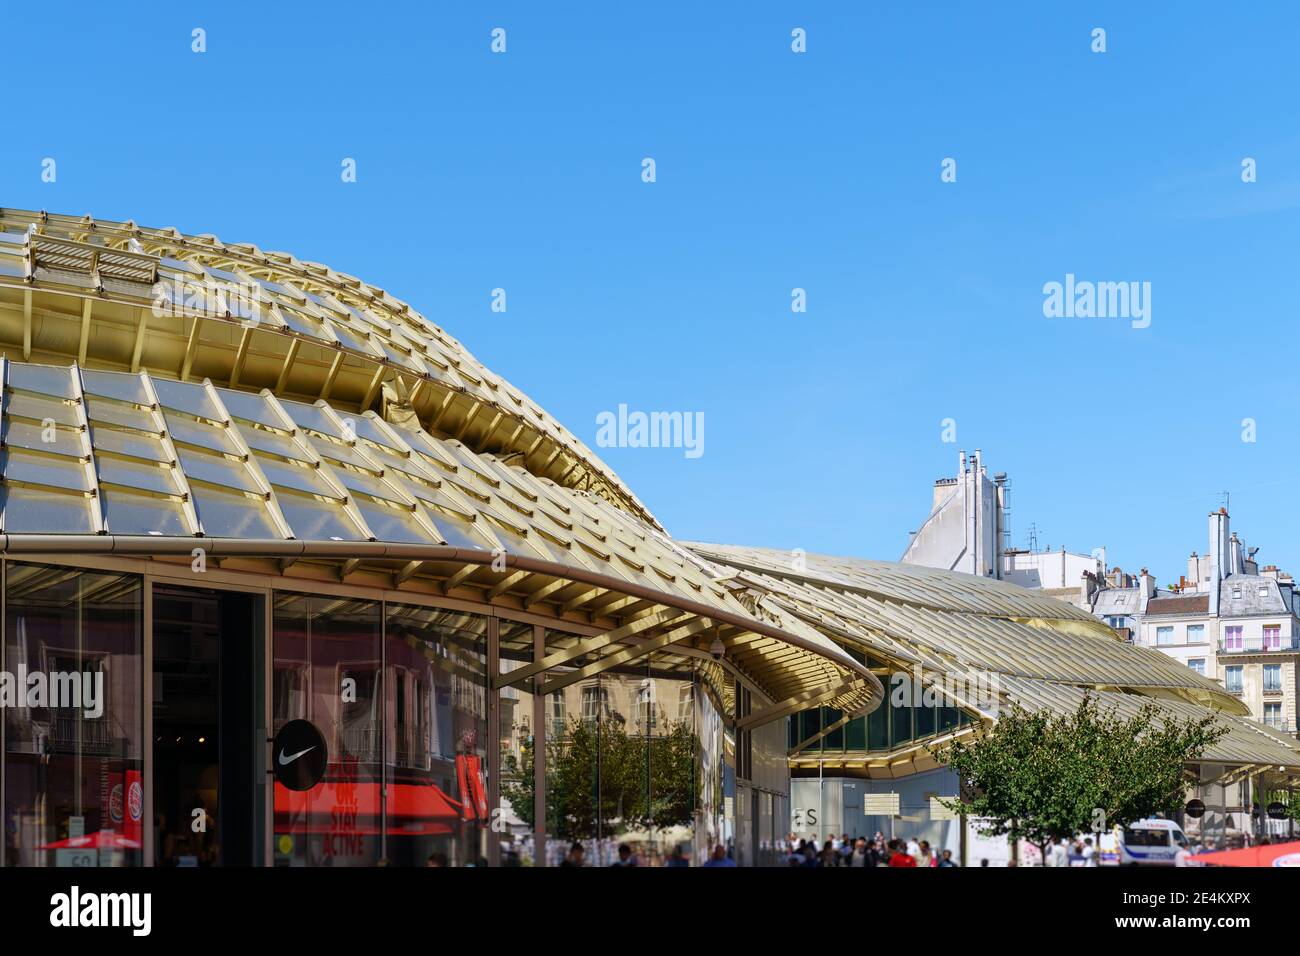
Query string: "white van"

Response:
xmin=1102 ymin=818 xmax=1188 ymax=866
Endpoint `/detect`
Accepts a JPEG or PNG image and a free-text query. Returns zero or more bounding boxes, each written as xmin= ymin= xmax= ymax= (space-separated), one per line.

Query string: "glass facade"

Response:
xmin=535 ymin=634 xmax=701 ymax=866
xmin=496 ymin=619 xmax=539 ymax=866
xmin=0 ymin=563 xmax=781 ymax=867
xmin=3 ymin=564 xmax=144 ymax=867
xmin=382 ymin=602 xmax=488 ymax=867
xmin=495 ymin=628 xmax=730 ymax=866
xmin=272 ymin=594 xmax=383 ymax=867
xmin=789 ymin=656 xmax=970 ymax=756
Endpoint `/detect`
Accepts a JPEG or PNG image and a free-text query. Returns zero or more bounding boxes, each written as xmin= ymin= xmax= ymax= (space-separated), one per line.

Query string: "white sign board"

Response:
xmin=862 ymin=793 xmax=900 ymax=816
xmin=929 ymin=796 xmax=959 ymax=821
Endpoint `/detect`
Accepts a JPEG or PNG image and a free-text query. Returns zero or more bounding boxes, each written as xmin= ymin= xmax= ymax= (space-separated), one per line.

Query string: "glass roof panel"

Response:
xmin=164 ymin=414 xmax=240 ymax=455
xmin=7 ymin=363 xmax=74 ymax=399
xmin=189 ymin=485 xmax=280 ymax=539
xmin=328 ymin=324 xmax=379 ymax=355
xmin=306 ymin=435 xmax=374 ymax=470
xmin=333 ymin=411 xmax=393 ymax=450
xmin=160 ymin=256 xmax=204 ymax=274
xmin=175 ymin=446 xmax=260 ymax=493
xmin=365 ymin=445 xmax=432 ymax=483
xmin=353 ymin=500 xmax=430 ymax=544
xmin=84 ymin=398 xmax=156 ymax=432
xmin=273 ymin=490 xmax=365 ymax=540
xmin=79 ymin=369 xmax=150 ymax=406
xmin=423 ymin=506 xmax=493 ymax=552
xmin=478 ymin=515 xmax=534 ymax=558
xmin=277 ymin=305 xmax=326 ymax=338
xmin=378 ymin=342 xmax=424 ymax=373
xmin=1 ymin=448 xmax=91 ymax=491
xmin=334 ymin=469 xmax=402 ymax=503
xmin=1 ymin=418 xmax=82 ymax=457
xmin=96 ymin=456 xmax=179 ymax=495
xmin=5 ymin=392 xmax=79 ymax=427
xmin=151 ymin=377 xmax=220 ymax=420
xmin=86 ymin=425 xmax=164 ymax=461
xmin=239 ymin=427 xmax=312 ymax=462
xmin=101 ymin=488 xmax=190 ymax=536
xmin=255 ymin=456 xmax=338 ymax=498
xmin=1 ymin=485 xmax=95 ymax=533
xmin=215 ymin=388 xmax=286 ymax=430
xmin=277 ymin=400 xmax=341 ymax=438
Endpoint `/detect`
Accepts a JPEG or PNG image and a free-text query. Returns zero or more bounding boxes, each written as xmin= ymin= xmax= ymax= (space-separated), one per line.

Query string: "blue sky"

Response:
xmin=7 ymin=2 xmax=1300 ymax=585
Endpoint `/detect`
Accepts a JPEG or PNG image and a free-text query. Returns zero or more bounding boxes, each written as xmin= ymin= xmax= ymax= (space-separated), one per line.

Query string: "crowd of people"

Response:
xmin=780 ymin=833 xmax=1106 ymax=867
xmin=781 ymin=833 xmax=961 ymax=867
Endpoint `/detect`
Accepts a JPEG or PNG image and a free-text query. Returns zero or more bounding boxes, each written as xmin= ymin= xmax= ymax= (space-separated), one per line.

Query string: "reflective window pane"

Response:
xmin=384 ymin=603 xmax=488 ymax=867
xmin=3 ymin=565 xmax=144 ymax=867
xmin=273 ymin=595 xmax=382 ymax=867
xmin=496 ymin=620 xmax=537 ymax=866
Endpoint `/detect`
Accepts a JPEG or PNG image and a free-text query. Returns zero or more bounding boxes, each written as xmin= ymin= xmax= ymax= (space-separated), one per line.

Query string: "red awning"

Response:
xmin=272 ymin=822 xmax=456 ymax=837
xmin=1196 ymin=840 xmax=1300 ymax=867
xmin=275 ymin=781 xmax=465 ymax=821
xmin=38 ymin=831 xmax=142 ymax=850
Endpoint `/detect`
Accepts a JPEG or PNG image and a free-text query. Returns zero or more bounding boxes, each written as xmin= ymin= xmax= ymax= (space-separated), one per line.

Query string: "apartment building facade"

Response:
xmin=1136 ymin=511 xmax=1300 ymax=737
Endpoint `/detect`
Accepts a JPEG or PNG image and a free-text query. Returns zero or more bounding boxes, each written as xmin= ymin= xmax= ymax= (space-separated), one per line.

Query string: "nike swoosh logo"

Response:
xmin=278 ymin=746 xmax=316 ymax=766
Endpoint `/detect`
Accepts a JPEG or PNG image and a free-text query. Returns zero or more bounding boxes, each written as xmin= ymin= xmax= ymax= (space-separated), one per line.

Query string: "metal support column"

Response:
xmin=486 ymin=615 xmax=501 ymax=865
xmin=533 ymin=623 xmax=547 ymax=866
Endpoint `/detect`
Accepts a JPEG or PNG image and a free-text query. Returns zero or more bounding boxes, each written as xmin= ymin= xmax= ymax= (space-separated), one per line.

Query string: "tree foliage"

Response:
xmin=930 ymin=694 xmax=1226 ymax=862
xmin=501 ymin=715 xmax=695 ymax=842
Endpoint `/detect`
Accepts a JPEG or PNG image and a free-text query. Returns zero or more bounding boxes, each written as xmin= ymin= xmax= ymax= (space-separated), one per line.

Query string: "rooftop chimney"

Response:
xmin=1138 ymin=568 xmax=1156 ymax=614
xmin=1208 ymin=509 xmax=1230 ymax=616
xmin=1080 ymin=570 xmax=1097 ymax=608
xmin=1229 ymin=532 xmax=1245 ymax=576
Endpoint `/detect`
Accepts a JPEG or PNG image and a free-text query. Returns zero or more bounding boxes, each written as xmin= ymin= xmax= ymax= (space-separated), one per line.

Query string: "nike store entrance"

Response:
xmin=152 ymin=585 xmax=264 ymax=867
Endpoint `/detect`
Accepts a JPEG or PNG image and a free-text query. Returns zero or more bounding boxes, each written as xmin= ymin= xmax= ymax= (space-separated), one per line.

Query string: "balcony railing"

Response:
xmin=339 ymin=722 xmax=381 ymax=763
xmin=47 ymin=716 xmax=121 ymax=756
xmin=1218 ymin=636 xmax=1300 ymax=654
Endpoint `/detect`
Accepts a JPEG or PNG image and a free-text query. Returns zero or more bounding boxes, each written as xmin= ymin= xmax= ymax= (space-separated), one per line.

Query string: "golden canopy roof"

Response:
xmin=689 ymin=543 xmax=1300 ymax=776
xmin=0 ymin=208 xmax=656 ymax=527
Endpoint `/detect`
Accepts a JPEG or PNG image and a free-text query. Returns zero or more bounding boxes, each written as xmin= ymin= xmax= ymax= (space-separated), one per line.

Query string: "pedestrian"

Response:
xmin=888 ymin=839 xmax=917 ymax=867
xmin=702 ymin=844 xmax=736 ymax=867
xmin=938 ymin=849 xmax=959 ymax=867
xmin=1049 ymin=837 xmax=1068 ymax=868
xmin=1082 ymin=837 xmax=1098 ymax=866
xmin=839 ymin=834 xmax=856 ymax=865
xmin=560 ymin=842 xmax=586 ymax=867
xmin=848 ymin=837 xmax=876 ymax=868
xmin=918 ymin=840 xmax=935 ymax=867
xmin=610 ymin=843 xmax=637 ymax=867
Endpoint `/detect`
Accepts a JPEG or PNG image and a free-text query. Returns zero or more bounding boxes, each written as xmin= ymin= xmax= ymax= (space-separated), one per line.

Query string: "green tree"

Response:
xmin=930 ymin=694 xmax=1226 ymax=865
xmin=500 ymin=715 xmax=696 ymax=842
xmin=646 ymin=719 xmax=695 ymax=830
